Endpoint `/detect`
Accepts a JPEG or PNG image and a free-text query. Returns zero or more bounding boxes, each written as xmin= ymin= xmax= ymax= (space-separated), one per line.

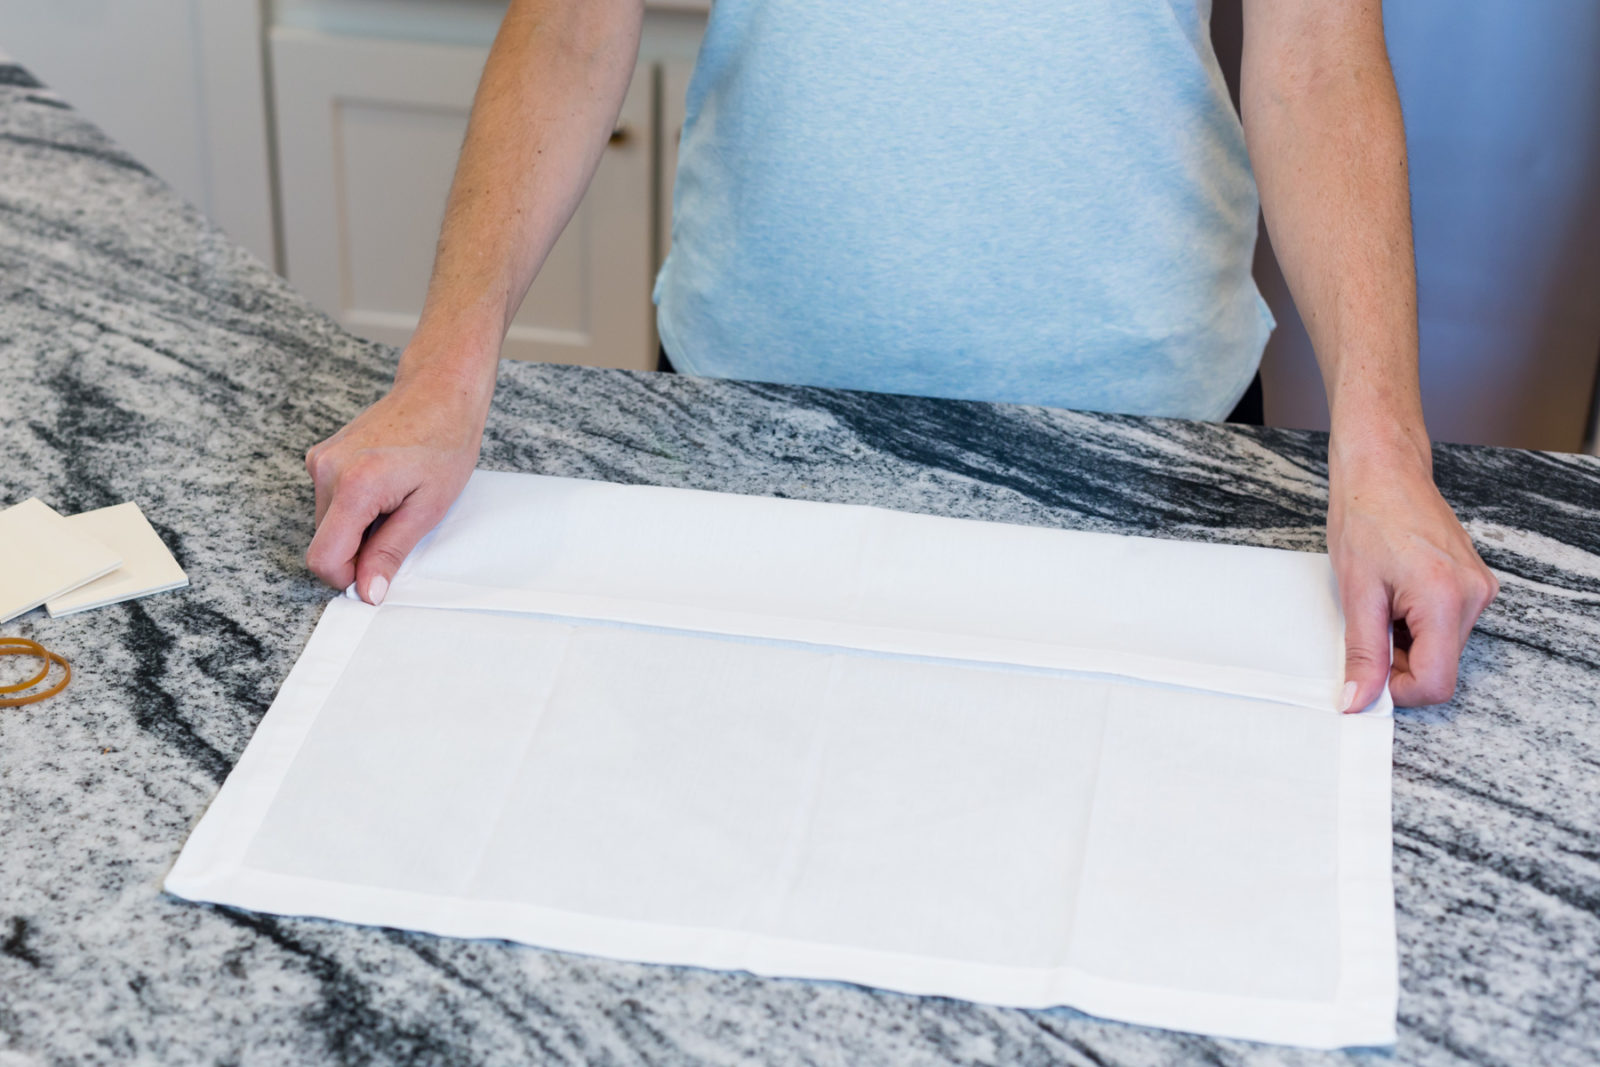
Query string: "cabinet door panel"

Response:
xmin=272 ymin=28 xmax=655 ymax=370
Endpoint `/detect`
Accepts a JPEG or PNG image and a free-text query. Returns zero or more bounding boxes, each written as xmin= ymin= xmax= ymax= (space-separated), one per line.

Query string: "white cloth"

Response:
xmin=167 ymin=472 xmax=1396 ymax=1048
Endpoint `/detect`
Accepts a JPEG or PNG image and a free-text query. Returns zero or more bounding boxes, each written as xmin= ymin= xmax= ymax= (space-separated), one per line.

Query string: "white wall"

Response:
xmin=1251 ymin=3 xmax=1600 ymax=453
xmin=0 ymin=0 xmax=278 ymax=268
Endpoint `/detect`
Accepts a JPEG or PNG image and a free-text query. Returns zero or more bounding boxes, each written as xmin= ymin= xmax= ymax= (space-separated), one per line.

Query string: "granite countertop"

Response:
xmin=2 ymin=61 xmax=1598 ymax=1067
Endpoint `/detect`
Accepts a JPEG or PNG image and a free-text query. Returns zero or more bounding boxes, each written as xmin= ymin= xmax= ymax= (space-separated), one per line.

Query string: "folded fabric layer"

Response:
xmin=167 ymin=472 xmax=1396 ymax=1048
xmin=389 ymin=472 xmax=1383 ymax=714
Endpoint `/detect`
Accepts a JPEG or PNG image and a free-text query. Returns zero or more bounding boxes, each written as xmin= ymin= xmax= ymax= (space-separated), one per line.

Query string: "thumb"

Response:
xmin=351 ymin=493 xmax=446 ymax=605
xmin=1340 ymin=579 xmax=1392 ymax=714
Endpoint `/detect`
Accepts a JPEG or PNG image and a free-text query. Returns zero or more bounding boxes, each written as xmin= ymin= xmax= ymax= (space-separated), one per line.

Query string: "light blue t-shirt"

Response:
xmin=654 ymin=0 xmax=1275 ymax=420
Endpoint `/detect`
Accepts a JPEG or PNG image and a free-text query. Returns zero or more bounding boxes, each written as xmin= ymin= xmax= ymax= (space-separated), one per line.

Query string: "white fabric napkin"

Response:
xmin=167 ymin=471 xmax=1396 ymax=1048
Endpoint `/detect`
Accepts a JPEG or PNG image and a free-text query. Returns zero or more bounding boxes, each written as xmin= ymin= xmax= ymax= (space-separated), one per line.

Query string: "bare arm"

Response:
xmin=306 ymin=0 xmax=644 ymax=601
xmin=1240 ymin=0 xmax=1497 ymax=708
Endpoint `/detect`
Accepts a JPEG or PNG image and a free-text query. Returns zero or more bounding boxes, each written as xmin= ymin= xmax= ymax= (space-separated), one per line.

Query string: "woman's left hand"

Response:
xmin=1327 ymin=444 xmax=1499 ymax=712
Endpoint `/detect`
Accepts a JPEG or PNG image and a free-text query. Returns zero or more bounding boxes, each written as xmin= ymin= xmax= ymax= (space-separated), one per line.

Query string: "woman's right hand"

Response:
xmin=304 ymin=362 xmax=493 ymax=604
xmin=302 ymin=0 xmax=644 ymax=603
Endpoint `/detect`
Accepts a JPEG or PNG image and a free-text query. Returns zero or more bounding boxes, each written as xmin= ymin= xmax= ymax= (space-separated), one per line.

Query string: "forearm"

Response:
xmin=400 ymin=0 xmax=644 ymax=399
xmin=1241 ymin=4 xmax=1427 ymax=477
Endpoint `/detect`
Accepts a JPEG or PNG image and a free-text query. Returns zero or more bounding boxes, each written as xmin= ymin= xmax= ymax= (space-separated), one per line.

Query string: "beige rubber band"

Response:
xmin=0 ymin=637 xmax=71 ymax=707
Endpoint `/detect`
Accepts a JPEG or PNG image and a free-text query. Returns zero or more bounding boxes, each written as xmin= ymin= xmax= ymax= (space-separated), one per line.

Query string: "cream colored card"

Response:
xmin=0 ymin=497 xmax=123 ymax=623
xmin=46 ymin=502 xmax=188 ymax=617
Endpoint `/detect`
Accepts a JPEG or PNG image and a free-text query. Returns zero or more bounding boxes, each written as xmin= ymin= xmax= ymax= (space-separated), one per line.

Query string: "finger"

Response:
xmin=1340 ymin=577 xmax=1393 ymax=714
xmin=307 ymin=444 xmax=334 ymax=527
xmin=1458 ymin=566 xmax=1499 ymax=643
xmin=351 ymin=493 xmax=446 ymax=605
xmin=306 ymin=434 xmax=354 ymax=526
xmin=1389 ymin=598 xmax=1464 ymax=707
xmin=314 ymin=471 xmax=332 ymax=529
xmin=1390 ymin=643 xmax=1410 ymax=683
xmin=305 ymin=480 xmax=386 ymax=591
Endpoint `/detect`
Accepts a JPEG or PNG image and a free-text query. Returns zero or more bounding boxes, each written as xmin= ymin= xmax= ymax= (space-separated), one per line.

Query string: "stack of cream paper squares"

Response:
xmin=167 ymin=472 xmax=1396 ymax=1049
xmin=0 ymin=498 xmax=188 ymax=621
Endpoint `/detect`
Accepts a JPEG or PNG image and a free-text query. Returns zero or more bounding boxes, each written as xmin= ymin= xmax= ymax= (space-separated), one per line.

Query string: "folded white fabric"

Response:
xmin=167 ymin=471 xmax=1396 ymax=1048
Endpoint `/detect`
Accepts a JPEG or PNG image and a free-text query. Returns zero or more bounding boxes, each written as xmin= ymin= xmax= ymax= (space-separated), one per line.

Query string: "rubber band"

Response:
xmin=0 ymin=637 xmax=71 ymax=707
xmin=0 ymin=638 xmax=50 ymax=693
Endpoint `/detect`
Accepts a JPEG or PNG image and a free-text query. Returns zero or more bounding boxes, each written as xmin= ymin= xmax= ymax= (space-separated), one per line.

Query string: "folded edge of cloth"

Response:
xmin=385 ymin=472 xmax=1391 ymax=715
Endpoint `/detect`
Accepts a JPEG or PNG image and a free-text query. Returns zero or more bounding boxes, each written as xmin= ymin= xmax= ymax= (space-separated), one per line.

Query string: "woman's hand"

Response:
xmin=303 ymin=0 xmax=645 ymax=603
xmin=1328 ymin=441 xmax=1499 ymax=712
xmin=304 ymin=363 xmax=492 ymax=604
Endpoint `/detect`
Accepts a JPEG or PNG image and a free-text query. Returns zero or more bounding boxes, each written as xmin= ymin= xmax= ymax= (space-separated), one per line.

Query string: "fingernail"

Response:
xmin=1340 ymin=680 xmax=1359 ymax=714
xmin=367 ymin=575 xmax=388 ymax=605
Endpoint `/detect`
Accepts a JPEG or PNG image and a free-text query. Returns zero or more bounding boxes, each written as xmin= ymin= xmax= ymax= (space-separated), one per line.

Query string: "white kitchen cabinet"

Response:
xmin=271 ymin=27 xmax=657 ymax=369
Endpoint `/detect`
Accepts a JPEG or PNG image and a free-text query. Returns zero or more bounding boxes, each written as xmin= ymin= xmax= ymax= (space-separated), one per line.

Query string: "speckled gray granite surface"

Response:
xmin=1 ymin=62 xmax=1597 ymax=1067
